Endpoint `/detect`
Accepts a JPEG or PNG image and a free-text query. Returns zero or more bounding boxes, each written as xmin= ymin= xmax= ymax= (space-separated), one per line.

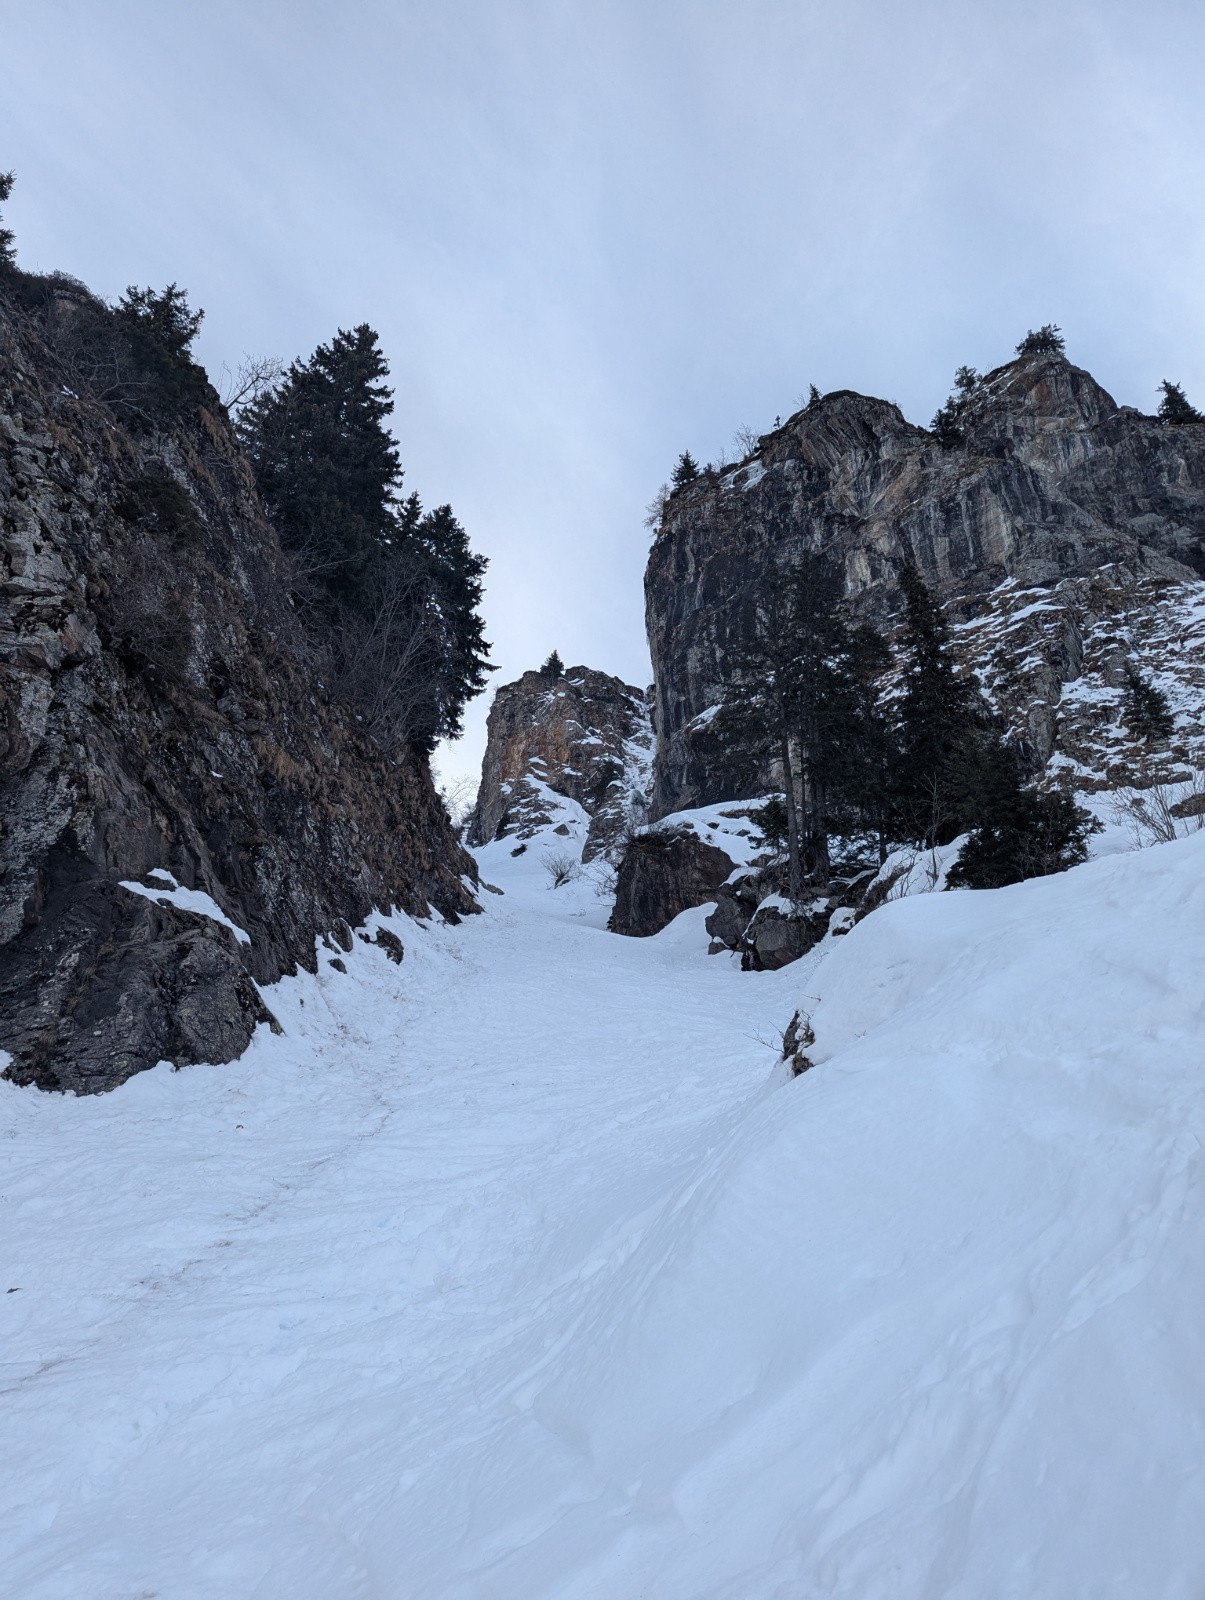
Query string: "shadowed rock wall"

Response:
xmin=0 ymin=276 xmax=477 ymax=1092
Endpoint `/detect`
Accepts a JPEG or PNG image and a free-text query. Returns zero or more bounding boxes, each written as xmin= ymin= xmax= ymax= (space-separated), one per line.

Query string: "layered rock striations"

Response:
xmin=0 ymin=276 xmax=476 ymax=1093
xmin=468 ymin=665 xmax=652 ymax=860
xmin=646 ymin=349 xmax=1205 ymax=815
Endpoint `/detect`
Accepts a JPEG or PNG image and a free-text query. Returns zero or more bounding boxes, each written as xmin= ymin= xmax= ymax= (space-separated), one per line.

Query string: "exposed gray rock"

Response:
xmin=608 ymin=828 xmax=735 ymax=938
xmin=646 ymin=350 xmax=1205 ymax=815
xmin=704 ymin=875 xmax=762 ymax=950
xmin=0 ymin=273 xmax=477 ymax=1092
xmin=740 ymin=901 xmax=828 ymax=971
xmin=468 ymin=665 xmax=653 ymax=860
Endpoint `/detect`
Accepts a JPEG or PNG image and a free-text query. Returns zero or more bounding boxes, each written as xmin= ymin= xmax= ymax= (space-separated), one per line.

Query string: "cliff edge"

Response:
xmin=0 ymin=274 xmax=477 ymax=1092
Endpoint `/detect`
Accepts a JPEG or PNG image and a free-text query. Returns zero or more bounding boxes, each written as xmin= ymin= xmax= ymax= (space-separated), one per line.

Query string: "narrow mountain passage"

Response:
xmin=3 ymin=835 xmax=1205 ymax=1599
xmin=0 ymin=849 xmax=799 ymax=1599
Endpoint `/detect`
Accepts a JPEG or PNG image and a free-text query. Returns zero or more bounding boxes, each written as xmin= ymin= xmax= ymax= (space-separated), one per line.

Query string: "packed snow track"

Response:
xmin=2 ymin=830 xmax=1204 ymax=1598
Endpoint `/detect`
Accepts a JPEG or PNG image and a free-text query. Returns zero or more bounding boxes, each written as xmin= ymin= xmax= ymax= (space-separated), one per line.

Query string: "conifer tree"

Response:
xmin=1122 ymin=665 xmax=1174 ymax=743
xmin=671 ymin=450 xmax=700 ymax=488
xmin=1015 ymin=325 xmax=1065 ymax=356
xmin=891 ymin=562 xmax=975 ymax=846
xmin=114 ymin=283 xmax=209 ymax=420
xmin=402 ymin=497 xmax=492 ymax=749
xmin=240 ymin=324 xmax=402 ymax=610
xmin=1157 ymin=381 xmax=1203 ymax=425
xmin=239 ymin=324 xmax=491 ymax=751
xmin=0 ymin=170 xmax=16 ymax=267
xmin=716 ymin=552 xmax=855 ymax=898
xmin=539 ymin=650 xmax=564 ymax=678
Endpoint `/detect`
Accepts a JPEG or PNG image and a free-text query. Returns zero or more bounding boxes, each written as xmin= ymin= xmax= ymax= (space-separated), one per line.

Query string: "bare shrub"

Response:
xmin=644 ymin=482 xmax=670 ymax=532
xmin=1110 ymin=774 xmax=1205 ymax=849
xmin=218 ymin=354 xmax=284 ymax=416
xmin=733 ymin=424 xmax=759 ymax=456
xmin=543 ymin=850 xmax=580 ymax=888
xmin=320 ymin=560 xmax=442 ymax=751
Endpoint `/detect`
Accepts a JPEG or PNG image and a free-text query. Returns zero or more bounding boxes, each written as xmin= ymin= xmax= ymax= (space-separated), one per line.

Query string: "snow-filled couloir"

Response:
xmin=2 ymin=811 xmax=1204 ymax=1597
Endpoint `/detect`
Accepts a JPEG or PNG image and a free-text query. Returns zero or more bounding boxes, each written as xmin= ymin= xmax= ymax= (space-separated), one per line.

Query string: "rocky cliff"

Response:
xmin=468 ymin=665 xmax=652 ymax=861
xmin=646 ymin=349 xmax=1205 ymax=815
xmin=0 ymin=274 xmax=477 ymax=1093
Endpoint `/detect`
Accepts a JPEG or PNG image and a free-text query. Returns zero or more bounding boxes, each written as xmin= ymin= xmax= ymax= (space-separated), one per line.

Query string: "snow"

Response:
xmin=118 ymin=870 xmax=252 ymax=945
xmin=656 ymin=797 xmax=775 ymax=867
xmin=4 ymin=827 xmax=1205 ymax=1595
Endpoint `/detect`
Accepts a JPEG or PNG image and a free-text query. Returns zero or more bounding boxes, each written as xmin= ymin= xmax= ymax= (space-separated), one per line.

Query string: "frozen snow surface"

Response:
xmin=4 ymin=824 xmax=1205 ymax=1597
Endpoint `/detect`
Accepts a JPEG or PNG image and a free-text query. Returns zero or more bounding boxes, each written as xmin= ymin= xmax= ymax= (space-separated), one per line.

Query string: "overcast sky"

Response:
xmin=6 ymin=1 xmax=1205 ymax=791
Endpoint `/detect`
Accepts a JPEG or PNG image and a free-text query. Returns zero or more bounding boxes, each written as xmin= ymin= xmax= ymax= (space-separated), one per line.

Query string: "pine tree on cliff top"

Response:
xmin=539 ymin=650 xmax=564 ymax=678
xmin=1158 ymin=381 xmax=1203 ymax=425
xmin=240 ymin=324 xmax=491 ymax=751
xmin=671 ymin=450 xmax=700 ymax=488
xmin=1015 ymin=324 xmax=1065 ymax=356
xmin=0 ymin=171 xmax=16 ymax=267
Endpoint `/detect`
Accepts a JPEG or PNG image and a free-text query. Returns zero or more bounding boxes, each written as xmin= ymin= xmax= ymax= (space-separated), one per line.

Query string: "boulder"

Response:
xmin=740 ymin=900 xmax=829 ymax=971
xmin=608 ymin=829 xmax=735 ymax=937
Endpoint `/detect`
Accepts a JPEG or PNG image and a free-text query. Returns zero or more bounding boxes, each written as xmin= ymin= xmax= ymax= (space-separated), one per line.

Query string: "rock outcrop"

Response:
xmin=646 ymin=349 xmax=1205 ymax=815
xmin=608 ymin=828 xmax=735 ymax=937
xmin=468 ymin=665 xmax=652 ymax=860
xmin=0 ymin=273 xmax=477 ymax=1093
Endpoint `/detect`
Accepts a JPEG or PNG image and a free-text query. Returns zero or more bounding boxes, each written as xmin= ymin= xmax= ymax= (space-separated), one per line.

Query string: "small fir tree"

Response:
xmin=807 ymin=384 xmax=821 ymax=406
xmin=930 ymin=398 xmax=962 ymax=449
xmin=947 ymin=756 xmax=1098 ymax=889
xmin=0 ymin=170 xmax=16 ymax=267
xmin=671 ymin=450 xmax=700 ymax=489
xmin=1157 ymin=381 xmax=1203 ymax=425
xmin=540 ymin=650 xmax=564 ymax=678
xmin=1122 ymin=665 xmax=1174 ymax=744
xmin=1015 ymin=324 xmax=1065 ymax=356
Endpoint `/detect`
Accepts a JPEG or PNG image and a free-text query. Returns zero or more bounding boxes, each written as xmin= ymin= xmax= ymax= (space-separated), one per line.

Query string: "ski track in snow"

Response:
xmin=2 ymin=833 xmax=1205 ymax=1597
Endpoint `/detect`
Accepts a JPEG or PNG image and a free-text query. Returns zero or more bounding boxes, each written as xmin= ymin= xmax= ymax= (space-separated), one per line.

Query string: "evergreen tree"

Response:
xmin=240 ymin=324 xmax=491 ymax=751
xmin=0 ymin=170 xmax=16 ymax=267
xmin=1015 ymin=324 xmax=1065 ymax=356
xmin=1158 ymin=380 xmax=1203 ymax=425
xmin=404 ymin=498 xmax=492 ymax=749
xmin=114 ymin=283 xmax=209 ymax=420
xmin=807 ymin=384 xmax=821 ymax=406
xmin=831 ymin=623 xmax=895 ymax=862
xmin=891 ymin=562 xmax=975 ymax=846
xmin=930 ymin=398 xmax=962 ymax=449
xmin=946 ymin=741 xmax=1098 ymax=889
xmin=891 ymin=564 xmax=1099 ymax=885
xmin=671 ymin=450 xmax=700 ymax=488
xmin=715 ymin=552 xmax=855 ymax=898
xmin=539 ymin=650 xmax=564 ymax=678
xmin=1122 ymin=665 xmax=1174 ymax=743
xmin=239 ymin=324 xmax=402 ymax=610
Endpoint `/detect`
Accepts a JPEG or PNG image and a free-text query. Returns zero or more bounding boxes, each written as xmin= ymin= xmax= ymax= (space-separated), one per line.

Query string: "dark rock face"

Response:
xmin=0 ymin=278 xmax=477 ymax=1092
xmin=740 ymin=901 xmax=828 ymax=971
xmin=468 ymin=666 xmax=652 ymax=860
xmin=646 ymin=351 xmax=1205 ymax=815
xmin=608 ymin=829 xmax=735 ymax=937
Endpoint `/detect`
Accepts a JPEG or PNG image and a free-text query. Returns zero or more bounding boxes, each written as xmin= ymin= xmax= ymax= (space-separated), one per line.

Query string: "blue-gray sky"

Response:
xmin=5 ymin=1 xmax=1205 ymax=790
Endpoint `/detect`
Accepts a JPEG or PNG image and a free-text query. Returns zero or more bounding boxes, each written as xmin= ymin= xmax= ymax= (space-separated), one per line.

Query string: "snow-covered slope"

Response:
xmin=3 ymin=827 xmax=1204 ymax=1596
